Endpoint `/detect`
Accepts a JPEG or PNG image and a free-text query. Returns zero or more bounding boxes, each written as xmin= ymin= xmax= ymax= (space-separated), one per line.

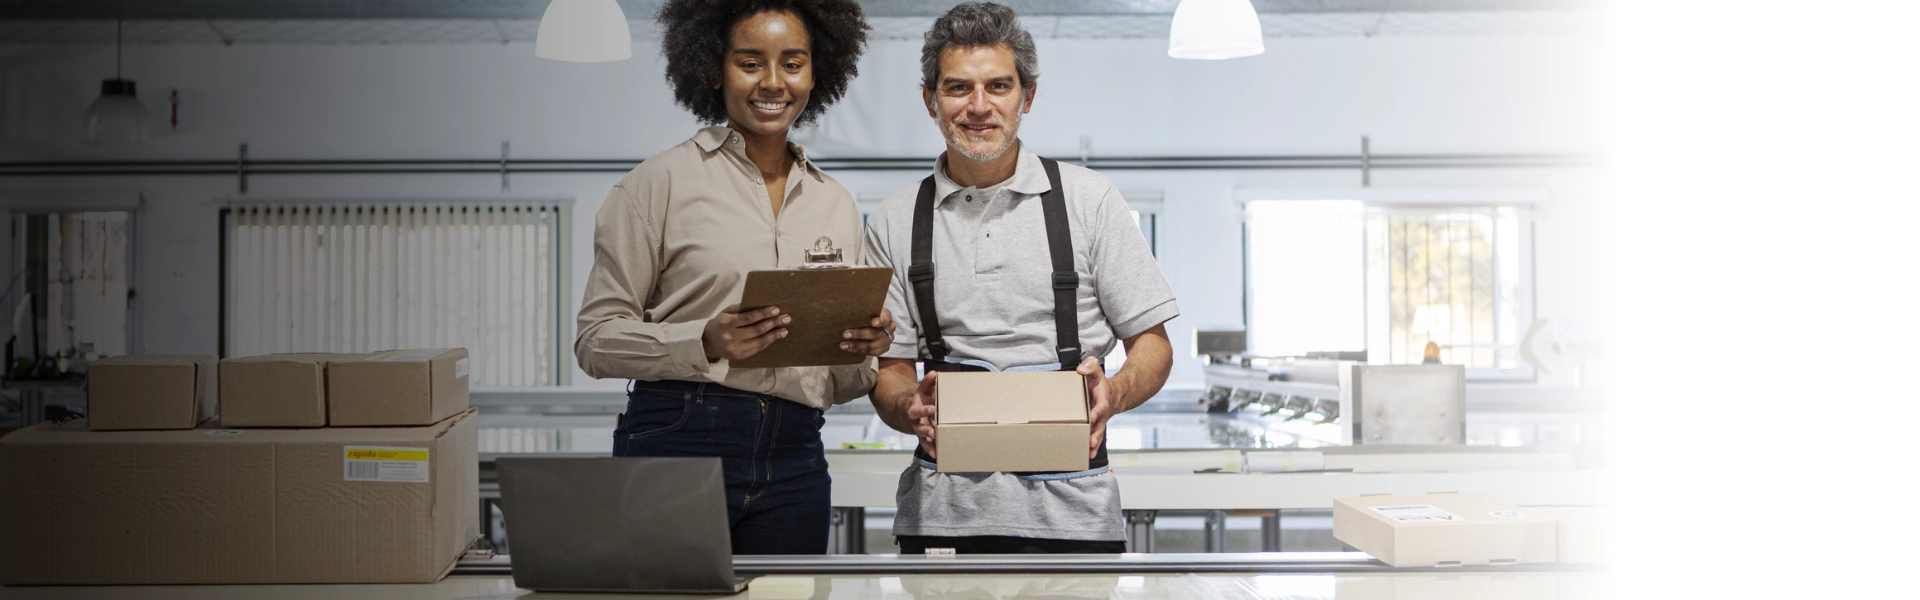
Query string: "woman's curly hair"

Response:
xmin=656 ymin=0 xmax=869 ymax=127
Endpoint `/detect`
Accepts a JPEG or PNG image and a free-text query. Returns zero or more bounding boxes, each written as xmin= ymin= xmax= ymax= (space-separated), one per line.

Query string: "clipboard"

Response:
xmin=730 ymin=265 xmax=893 ymax=369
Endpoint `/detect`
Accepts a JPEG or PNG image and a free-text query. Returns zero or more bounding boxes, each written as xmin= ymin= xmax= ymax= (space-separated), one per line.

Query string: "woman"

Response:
xmin=573 ymin=0 xmax=882 ymax=555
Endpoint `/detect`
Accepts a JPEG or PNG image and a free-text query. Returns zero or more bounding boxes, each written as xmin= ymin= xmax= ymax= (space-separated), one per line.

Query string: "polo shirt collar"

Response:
xmin=931 ymin=143 xmax=1052 ymax=207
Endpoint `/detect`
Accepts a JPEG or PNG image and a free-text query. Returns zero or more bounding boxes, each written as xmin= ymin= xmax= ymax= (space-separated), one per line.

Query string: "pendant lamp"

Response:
xmin=535 ymin=0 xmax=633 ymax=62
xmin=1168 ymin=0 xmax=1265 ymax=60
xmin=84 ymin=21 xmax=149 ymax=145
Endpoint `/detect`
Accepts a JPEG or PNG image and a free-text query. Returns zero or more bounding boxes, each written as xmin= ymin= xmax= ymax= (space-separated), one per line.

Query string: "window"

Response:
xmin=221 ymin=202 xmax=569 ymax=386
xmin=7 ymin=212 xmax=133 ymax=364
xmin=1245 ymin=199 xmax=1532 ymax=379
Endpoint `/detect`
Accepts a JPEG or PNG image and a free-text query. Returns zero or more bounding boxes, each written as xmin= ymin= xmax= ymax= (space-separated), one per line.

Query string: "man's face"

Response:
xmin=925 ymin=44 xmax=1035 ymax=163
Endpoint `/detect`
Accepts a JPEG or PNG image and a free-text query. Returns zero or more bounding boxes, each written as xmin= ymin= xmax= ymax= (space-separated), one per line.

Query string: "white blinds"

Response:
xmin=224 ymin=203 xmax=559 ymax=386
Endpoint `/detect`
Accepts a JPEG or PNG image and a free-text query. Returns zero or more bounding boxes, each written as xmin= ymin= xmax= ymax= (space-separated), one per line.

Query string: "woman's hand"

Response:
xmin=840 ymin=308 xmax=896 ymax=357
xmin=703 ymin=304 xmax=789 ymax=361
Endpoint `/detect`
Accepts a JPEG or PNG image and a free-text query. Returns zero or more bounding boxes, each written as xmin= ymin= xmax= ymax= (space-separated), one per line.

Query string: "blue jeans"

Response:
xmin=613 ymin=380 xmax=831 ymax=555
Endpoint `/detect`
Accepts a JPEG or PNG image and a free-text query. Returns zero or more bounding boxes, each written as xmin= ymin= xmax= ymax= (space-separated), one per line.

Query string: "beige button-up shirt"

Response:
xmin=575 ymin=126 xmax=874 ymax=410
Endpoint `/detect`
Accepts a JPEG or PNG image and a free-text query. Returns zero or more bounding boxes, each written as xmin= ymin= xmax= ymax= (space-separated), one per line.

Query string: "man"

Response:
xmin=865 ymin=2 xmax=1179 ymax=554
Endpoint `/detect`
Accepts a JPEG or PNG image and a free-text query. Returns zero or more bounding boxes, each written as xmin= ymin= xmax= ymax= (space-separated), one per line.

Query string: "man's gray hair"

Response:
xmin=920 ymin=2 xmax=1039 ymax=91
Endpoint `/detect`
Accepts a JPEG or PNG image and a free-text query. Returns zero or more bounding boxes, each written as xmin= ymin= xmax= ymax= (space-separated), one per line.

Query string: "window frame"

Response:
xmin=0 ymin=191 xmax=143 ymax=357
xmin=1238 ymin=188 xmax=1543 ymax=382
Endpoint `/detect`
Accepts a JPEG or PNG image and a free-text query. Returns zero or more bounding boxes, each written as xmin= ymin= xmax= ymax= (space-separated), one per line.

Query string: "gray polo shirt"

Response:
xmin=866 ymin=148 xmax=1179 ymax=368
xmin=864 ymin=146 xmax=1179 ymax=542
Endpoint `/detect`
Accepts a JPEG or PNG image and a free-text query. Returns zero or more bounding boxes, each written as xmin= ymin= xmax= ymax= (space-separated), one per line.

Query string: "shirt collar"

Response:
xmin=931 ymin=143 xmax=1052 ymax=206
xmin=690 ymin=125 xmax=826 ymax=180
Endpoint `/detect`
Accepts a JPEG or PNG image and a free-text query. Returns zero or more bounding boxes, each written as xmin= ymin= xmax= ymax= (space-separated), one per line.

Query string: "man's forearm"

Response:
xmin=1108 ymin=325 xmax=1173 ymax=413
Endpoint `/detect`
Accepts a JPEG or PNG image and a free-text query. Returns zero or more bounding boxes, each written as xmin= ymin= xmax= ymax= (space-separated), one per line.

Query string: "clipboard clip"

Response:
xmin=799 ymin=236 xmax=849 ymax=269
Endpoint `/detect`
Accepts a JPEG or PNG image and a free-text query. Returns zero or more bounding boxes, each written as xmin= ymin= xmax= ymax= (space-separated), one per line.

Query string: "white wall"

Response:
xmin=0 ymin=33 xmax=1603 ymax=392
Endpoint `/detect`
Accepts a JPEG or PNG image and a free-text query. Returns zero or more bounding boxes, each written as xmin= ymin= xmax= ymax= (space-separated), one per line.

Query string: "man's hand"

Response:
xmin=702 ymin=304 xmax=788 ymax=361
xmin=840 ymin=308 xmax=896 ymax=357
xmin=906 ymin=371 xmax=939 ymax=458
xmin=1076 ymin=356 xmax=1124 ymax=458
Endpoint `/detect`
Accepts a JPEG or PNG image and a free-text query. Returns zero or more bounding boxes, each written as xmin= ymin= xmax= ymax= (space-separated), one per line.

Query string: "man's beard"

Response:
xmin=941 ymin=101 xmax=1024 ymax=163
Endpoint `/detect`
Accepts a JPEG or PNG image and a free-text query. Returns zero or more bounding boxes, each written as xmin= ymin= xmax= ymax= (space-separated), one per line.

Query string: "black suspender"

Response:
xmin=908 ymin=157 xmax=1081 ymax=370
xmin=1037 ymin=158 xmax=1082 ymax=369
xmin=908 ymin=176 xmax=948 ymax=362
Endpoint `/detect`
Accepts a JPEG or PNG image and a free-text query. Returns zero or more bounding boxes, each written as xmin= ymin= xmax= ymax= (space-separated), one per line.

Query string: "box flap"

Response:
xmin=358 ymin=348 xmax=462 ymax=363
xmin=92 ymin=354 xmax=215 ymax=366
xmin=225 ymin=353 xmax=368 ymax=364
xmin=937 ymin=372 xmax=1087 ymax=425
xmin=1337 ymin=492 xmax=1545 ymax=524
xmin=1 ymin=409 xmax=475 ymax=446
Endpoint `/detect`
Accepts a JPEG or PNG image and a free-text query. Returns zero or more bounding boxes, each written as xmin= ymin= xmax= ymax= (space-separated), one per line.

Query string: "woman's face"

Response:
xmin=720 ymin=10 xmax=813 ymax=140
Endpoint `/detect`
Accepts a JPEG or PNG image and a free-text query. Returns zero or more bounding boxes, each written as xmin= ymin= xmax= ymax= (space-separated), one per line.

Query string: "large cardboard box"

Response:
xmin=86 ymin=354 xmax=218 ymax=431
xmin=934 ymin=371 xmax=1089 ymax=473
xmin=1333 ymin=492 xmax=1558 ymax=567
xmin=328 ymin=348 xmax=470 ymax=427
xmin=0 ymin=409 xmax=479 ymax=585
xmin=220 ymin=353 xmax=366 ymax=427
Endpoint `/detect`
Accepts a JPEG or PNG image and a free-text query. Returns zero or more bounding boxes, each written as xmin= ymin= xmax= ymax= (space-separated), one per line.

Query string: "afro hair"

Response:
xmin=656 ymin=0 xmax=870 ymax=127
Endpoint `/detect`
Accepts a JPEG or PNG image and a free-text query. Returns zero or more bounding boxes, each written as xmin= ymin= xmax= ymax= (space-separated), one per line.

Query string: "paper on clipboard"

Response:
xmin=730 ymin=266 xmax=893 ymax=369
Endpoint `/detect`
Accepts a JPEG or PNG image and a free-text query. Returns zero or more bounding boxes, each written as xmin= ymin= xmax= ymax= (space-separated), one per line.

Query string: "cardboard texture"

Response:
xmin=328 ymin=348 xmax=470 ymax=427
xmin=1525 ymin=506 xmax=1609 ymax=564
xmin=0 ymin=409 xmax=479 ymax=585
xmin=86 ymin=354 xmax=218 ymax=431
xmin=221 ymin=353 xmax=366 ymax=427
xmin=732 ymin=267 xmax=892 ymax=369
xmin=1332 ymin=492 xmax=1558 ymax=567
xmin=934 ymin=371 xmax=1090 ymax=473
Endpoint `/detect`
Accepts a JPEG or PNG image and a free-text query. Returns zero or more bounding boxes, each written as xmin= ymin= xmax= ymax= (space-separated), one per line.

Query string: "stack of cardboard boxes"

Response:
xmin=0 ymin=349 xmax=477 ymax=585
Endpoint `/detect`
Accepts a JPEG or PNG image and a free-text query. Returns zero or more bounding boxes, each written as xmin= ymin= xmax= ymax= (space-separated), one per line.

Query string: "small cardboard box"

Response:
xmin=1333 ymin=492 xmax=1558 ymax=567
xmin=1525 ymin=506 xmax=1608 ymax=564
xmin=934 ymin=371 xmax=1089 ymax=473
xmin=220 ymin=353 xmax=366 ymax=427
xmin=86 ymin=354 xmax=218 ymax=431
xmin=0 ymin=408 xmax=479 ymax=585
xmin=328 ymin=348 xmax=470 ymax=427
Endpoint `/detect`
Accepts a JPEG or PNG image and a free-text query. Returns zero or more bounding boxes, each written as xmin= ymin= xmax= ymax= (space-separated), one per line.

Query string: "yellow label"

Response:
xmin=345 ymin=448 xmax=428 ymax=461
xmin=343 ymin=445 xmax=431 ymax=483
xmin=366 ymin=350 xmax=412 ymax=361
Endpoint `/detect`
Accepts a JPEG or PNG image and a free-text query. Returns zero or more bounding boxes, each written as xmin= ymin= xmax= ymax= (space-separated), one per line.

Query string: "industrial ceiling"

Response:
xmin=0 ymin=0 xmax=1598 ymax=44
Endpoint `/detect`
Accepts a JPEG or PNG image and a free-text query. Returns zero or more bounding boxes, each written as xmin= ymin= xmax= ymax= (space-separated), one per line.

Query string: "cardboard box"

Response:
xmin=934 ymin=371 xmax=1089 ymax=473
xmin=221 ymin=353 xmax=365 ymax=427
xmin=1333 ymin=492 xmax=1558 ymax=567
xmin=0 ymin=408 xmax=479 ymax=585
xmin=328 ymin=348 xmax=470 ymax=427
xmin=86 ymin=354 xmax=218 ymax=431
xmin=1525 ymin=506 xmax=1609 ymax=564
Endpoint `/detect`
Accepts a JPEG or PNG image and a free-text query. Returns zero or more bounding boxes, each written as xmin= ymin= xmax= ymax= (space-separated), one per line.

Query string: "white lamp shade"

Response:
xmin=535 ymin=0 xmax=633 ymax=63
xmin=1168 ymin=0 xmax=1265 ymax=60
xmin=84 ymin=80 xmax=149 ymax=145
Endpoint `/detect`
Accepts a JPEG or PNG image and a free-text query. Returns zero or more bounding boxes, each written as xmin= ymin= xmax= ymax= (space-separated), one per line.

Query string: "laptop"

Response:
xmin=495 ymin=456 xmax=753 ymax=594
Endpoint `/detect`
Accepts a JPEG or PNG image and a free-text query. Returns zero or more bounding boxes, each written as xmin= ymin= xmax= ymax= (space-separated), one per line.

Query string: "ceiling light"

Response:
xmin=535 ymin=0 xmax=633 ymax=63
xmin=1168 ymin=0 xmax=1265 ymax=60
xmin=84 ymin=21 xmax=149 ymax=145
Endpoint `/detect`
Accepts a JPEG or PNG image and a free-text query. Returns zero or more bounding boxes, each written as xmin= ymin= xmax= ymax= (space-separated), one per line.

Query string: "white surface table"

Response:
xmin=0 ymin=570 xmax=1605 ymax=600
